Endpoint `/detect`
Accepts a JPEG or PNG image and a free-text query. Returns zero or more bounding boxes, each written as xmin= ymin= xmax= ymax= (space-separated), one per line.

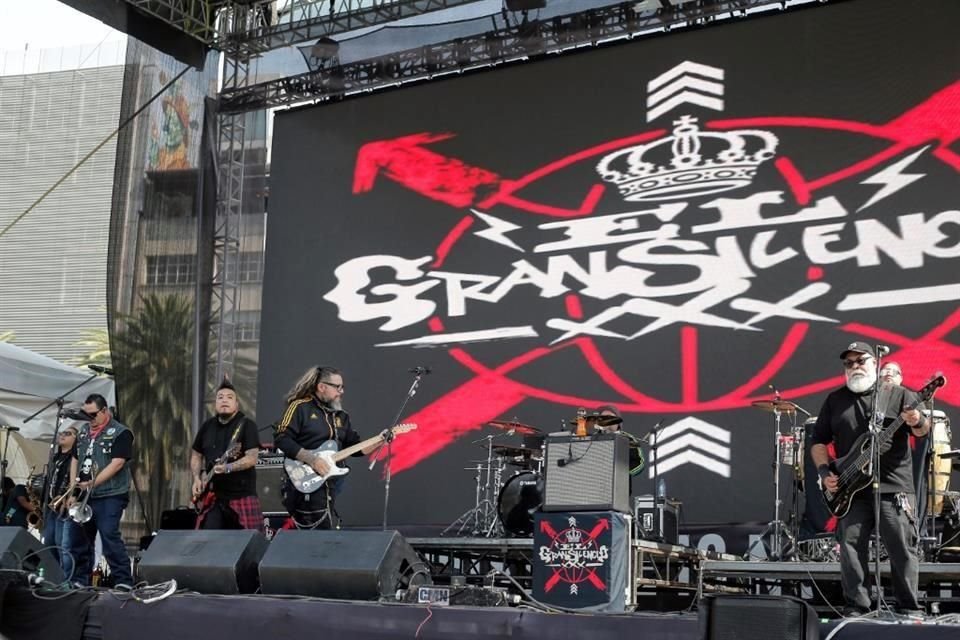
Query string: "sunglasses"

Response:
xmin=842 ymin=355 xmax=873 ymax=369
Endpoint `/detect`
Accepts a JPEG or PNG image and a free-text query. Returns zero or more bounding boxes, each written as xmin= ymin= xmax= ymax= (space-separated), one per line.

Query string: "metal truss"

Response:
xmin=218 ymin=0 xmax=818 ymax=113
xmin=208 ymin=4 xmax=255 ymax=385
xmin=121 ymin=0 xmax=488 ymax=56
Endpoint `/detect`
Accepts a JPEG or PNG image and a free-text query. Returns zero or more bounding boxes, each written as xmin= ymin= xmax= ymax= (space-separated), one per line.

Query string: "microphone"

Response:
xmin=1 ymin=425 xmax=20 ymax=432
xmin=408 ymin=366 xmax=431 ymax=375
xmin=60 ymin=409 xmax=91 ymax=422
xmin=557 ymin=458 xmax=568 ymax=467
xmin=88 ymin=365 xmax=114 ymax=375
xmin=876 ymin=345 xmax=891 ymax=357
xmin=640 ymin=419 xmax=665 ymax=444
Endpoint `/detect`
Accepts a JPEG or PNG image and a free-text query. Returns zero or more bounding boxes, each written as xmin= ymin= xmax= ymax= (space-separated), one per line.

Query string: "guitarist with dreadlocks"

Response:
xmin=190 ymin=379 xmax=264 ymax=531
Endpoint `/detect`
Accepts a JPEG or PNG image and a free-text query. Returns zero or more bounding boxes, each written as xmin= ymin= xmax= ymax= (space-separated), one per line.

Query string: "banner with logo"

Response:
xmin=261 ymin=0 xmax=960 ymax=527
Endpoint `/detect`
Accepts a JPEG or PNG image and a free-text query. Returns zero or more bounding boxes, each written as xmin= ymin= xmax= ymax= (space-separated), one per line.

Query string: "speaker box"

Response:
xmin=259 ymin=529 xmax=423 ymax=599
xmin=138 ymin=529 xmax=268 ymax=594
xmin=0 ymin=527 xmax=64 ymax=584
xmin=543 ymin=432 xmax=630 ymax=513
xmin=256 ymin=452 xmax=286 ymax=514
xmin=699 ymin=594 xmax=819 ymax=640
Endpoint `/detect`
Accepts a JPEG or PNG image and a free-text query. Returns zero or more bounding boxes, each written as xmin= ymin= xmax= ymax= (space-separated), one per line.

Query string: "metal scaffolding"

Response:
xmin=217 ymin=0 xmax=812 ymax=114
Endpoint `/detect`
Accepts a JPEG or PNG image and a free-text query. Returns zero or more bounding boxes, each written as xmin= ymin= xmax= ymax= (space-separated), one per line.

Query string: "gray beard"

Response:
xmin=846 ymin=371 xmax=877 ymax=394
xmin=328 ymin=399 xmax=343 ymax=411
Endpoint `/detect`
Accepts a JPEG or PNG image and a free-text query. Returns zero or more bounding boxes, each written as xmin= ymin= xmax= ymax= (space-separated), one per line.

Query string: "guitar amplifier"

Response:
xmin=633 ymin=495 xmax=680 ymax=544
xmin=543 ymin=432 xmax=630 ymax=513
xmin=256 ymin=451 xmax=286 ymax=514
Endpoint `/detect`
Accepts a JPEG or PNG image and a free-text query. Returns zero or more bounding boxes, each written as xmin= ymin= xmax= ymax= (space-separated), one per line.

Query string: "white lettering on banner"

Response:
xmin=323 ymin=255 xmax=439 ymax=331
xmin=322 ymin=174 xmax=959 ymax=344
xmin=534 ymin=205 xmax=685 ymax=253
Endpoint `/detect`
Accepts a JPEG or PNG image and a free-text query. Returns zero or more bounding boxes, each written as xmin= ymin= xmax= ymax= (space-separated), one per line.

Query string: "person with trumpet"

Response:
xmin=68 ymin=394 xmax=134 ymax=588
xmin=41 ymin=425 xmax=80 ymax=579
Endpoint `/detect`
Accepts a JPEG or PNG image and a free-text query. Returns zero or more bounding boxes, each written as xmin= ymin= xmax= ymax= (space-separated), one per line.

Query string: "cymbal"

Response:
xmin=491 ymin=444 xmax=539 ymax=457
xmin=751 ymin=399 xmax=800 ymax=414
xmin=567 ymin=414 xmax=623 ymax=428
xmin=487 ymin=420 xmax=541 ymax=435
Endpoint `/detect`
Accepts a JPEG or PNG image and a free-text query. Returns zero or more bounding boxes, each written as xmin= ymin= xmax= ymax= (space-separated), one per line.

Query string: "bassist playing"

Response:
xmin=810 ymin=341 xmax=930 ymax=617
xmin=190 ymin=380 xmax=264 ymax=531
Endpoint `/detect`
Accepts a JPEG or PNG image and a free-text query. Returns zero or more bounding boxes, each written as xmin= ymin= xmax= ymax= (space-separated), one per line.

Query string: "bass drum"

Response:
xmin=925 ymin=410 xmax=953 ymax=516
xmin=497 ymin=471 xmax=543 ymax=537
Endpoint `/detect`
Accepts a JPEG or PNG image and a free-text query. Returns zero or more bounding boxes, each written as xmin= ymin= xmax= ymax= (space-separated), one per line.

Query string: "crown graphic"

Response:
xmin=564 ymin=527 xmax=583 ymax=544
xmin=596 ymin=115 xmax=779 ymax=202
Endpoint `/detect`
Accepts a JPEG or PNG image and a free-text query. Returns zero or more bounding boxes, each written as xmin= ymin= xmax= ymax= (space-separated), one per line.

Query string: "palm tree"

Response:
xmin=72 ymin=328 xmax=112 ymax=368
xmin=112 ymin=293 xmax=195 ymax=528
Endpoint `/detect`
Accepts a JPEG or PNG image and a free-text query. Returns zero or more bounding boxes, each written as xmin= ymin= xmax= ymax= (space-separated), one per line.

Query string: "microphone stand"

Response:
xmin=867 ymin=350 xmax=886 ymax=615
xmin=23 ymin=372 xmax=101 ymax=515
xmin=370 ymin=370 xmax=426 ymax=531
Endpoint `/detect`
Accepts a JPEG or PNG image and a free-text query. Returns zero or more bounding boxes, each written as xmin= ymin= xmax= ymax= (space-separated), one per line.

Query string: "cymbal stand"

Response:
xmin=442 ymin=435 xmax=504 ymax=537
xmin=745 ymin=404 xmax=795 ymax=560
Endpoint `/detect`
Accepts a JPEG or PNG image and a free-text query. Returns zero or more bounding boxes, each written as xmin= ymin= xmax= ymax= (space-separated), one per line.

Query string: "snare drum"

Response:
xmin=925 ymin=410 xmax=953 ymax=515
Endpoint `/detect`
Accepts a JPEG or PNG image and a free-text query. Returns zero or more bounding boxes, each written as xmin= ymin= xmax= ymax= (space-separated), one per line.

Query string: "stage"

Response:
xmin=5 ymin=586 xmax=960 ymax=640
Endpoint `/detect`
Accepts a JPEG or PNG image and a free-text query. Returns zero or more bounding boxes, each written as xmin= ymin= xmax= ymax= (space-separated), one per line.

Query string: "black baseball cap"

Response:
xmin=839 ymin=341 xmax=876 ymax=360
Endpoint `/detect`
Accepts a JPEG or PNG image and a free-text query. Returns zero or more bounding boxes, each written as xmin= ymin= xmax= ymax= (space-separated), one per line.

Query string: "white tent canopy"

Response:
xmin=0 ymin=342 xmax=115 ymax=450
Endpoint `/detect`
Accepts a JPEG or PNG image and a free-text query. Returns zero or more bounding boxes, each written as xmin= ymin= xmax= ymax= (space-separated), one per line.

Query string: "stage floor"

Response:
xmin=72 ymin=591 xmax=960 ymax=640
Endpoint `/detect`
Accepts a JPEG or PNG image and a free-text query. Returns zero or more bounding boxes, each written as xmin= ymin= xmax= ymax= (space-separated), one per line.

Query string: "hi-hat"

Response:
xmin=487 ymin=420 xmax=541 ymax=435
xmin=751 ymin=399 xmax=800 ymax=414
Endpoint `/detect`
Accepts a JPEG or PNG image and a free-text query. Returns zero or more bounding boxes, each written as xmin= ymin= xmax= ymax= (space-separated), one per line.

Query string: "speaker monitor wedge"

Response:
xmin=259 ymin=529 xmax=423 ymax=599
xmin=699 ymin=594 xmax=819 ymax=640
xmin=0 ymin=527 xmax=64 ymax=584
xmin=137 ymin=529 xmax=269 ymax=594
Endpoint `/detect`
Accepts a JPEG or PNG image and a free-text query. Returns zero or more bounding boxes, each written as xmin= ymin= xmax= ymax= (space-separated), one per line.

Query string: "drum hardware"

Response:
xmin=497 ymin=470 xmax=543 ymax=537
xmin=486 ymin=420 xmax=542 ymax=436
xmin=442 ymin=433 xmax=508 ymax=537
xmin=744 ymin=395 xmax=810 ymax=560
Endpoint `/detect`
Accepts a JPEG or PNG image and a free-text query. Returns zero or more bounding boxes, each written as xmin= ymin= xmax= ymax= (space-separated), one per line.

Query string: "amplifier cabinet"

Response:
xmin=543 ymin=433 xmax=630 ymax=513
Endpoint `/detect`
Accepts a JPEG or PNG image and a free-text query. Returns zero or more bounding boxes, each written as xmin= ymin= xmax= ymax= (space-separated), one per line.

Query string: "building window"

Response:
xmin=236 ymin=310 xmax=261 ymax=343
xmin=146 ymin=254 xmax=196 ymax=286
xmin=223 ymin=252 xmax=264 ymax=283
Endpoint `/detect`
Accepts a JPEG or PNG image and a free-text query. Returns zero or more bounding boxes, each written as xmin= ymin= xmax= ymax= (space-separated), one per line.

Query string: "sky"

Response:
xmin=0 ymin=0 xmax=123 ymax=51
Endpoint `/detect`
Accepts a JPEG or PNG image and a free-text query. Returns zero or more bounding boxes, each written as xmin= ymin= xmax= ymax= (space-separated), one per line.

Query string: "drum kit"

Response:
xmin=441 ymin=419 xmax=546 ymax=537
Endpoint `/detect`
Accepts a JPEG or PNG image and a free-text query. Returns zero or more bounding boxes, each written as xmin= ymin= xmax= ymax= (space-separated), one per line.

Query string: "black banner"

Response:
xmin=261 ymin=0 xmax=960 ymax=527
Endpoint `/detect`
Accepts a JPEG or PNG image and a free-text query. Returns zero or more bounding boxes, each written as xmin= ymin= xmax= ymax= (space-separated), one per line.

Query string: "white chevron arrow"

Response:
xmin=646 ymin=91 xmax=724 ymax=122
xmin=647 ymin=60 xmax=724 ymax=93
xmin=649 ymin=433 xmax=730 ymax=461
xmin=650 ymin=450 xmax=731 ymax=477
xmin=648 ymin=76 xmax=724 ymax=109
xmin=655 ymin=416 xmax=731 ymax=444
xmin=646 ymin=60 xmax=725 ymax=122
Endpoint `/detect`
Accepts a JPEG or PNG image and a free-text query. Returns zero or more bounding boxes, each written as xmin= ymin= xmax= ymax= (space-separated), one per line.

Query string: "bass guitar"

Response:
xmin=192 ymin=442 xmax=242 ymax=512
xmin=284 ymin=423 xmax=417 ymax=493
xmin=821 ymin=374 xmax=946 ymax=518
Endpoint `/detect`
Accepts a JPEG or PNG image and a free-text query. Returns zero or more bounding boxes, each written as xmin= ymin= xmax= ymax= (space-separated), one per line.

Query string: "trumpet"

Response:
xmin=69 ymin=461 xmax=99 ymax=524
xmin=68 ymin=487 xmax=93 ymax=524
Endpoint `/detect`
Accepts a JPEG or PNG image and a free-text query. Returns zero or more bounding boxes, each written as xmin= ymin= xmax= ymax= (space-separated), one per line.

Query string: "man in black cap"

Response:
xmin=596 ymin=405 xmax=645 ymax=477
xmin=810 ymin=341 xmax=929 ymax=616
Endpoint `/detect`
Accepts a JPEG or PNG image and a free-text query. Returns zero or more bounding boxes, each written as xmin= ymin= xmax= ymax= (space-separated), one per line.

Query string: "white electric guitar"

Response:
xmin=283 ymin=423 xmax=417 ymax=493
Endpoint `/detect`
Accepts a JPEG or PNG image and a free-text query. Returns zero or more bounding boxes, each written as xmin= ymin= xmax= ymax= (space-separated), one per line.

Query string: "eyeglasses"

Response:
xmin=842 ymin=356 xmax=873 ymax=369
xmin=320 ymin=381 xmax=345 ymax=392
xmin=85 ymin=408 xmax=104 ymax=419
xmin=60 ymin=432 xmax=77 ymax=437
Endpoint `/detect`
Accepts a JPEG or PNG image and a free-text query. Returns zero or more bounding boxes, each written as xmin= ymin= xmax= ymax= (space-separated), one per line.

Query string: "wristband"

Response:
xmin=817 ymin=464 xmax=830 ymax=480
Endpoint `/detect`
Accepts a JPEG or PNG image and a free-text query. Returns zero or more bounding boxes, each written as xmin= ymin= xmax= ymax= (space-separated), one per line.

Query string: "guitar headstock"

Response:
xmin=391 ymin=423 xmax=418 ymax=434
xmin=918 ymin=373 xmax=947 ymax=403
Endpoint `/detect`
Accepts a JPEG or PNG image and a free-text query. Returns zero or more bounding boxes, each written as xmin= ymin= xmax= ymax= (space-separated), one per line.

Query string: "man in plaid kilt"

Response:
xmin=190 ymin=380 xmax=264 ymax=531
